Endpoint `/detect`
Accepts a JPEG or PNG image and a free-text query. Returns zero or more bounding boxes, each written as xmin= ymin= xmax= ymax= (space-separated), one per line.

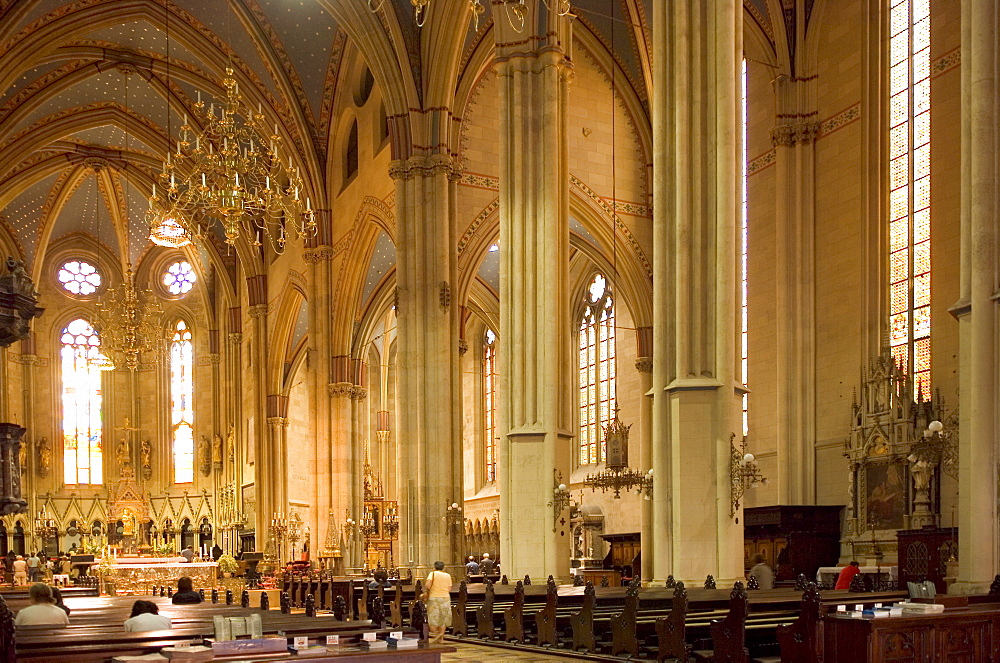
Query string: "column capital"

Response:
xmin=635 ymin=358 xmax=653 ymax=374
xmin=266 ymin=416 xmax=289 ymax=429
xmin=770 ymin=121 xmax=820 ymax=147
xmin=228 ymin=333 xmax=243 ymax=344
xmin=248 ymin=304 xmax=269 ymax=319
xmin=349 ymin=386 xmax=368 ymax=401
xmin=327 ymin=382 xmax=354 ymax=398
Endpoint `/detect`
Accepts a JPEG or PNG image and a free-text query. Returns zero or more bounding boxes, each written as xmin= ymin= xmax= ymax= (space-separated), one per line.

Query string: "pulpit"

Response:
xmin=897 ymin=526 xmax=957 ymax=593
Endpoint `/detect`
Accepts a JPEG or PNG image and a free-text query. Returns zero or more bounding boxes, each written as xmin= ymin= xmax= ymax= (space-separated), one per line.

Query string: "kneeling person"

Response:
xmin=171 ymin=576 xmax=203 ymax=604
xmin=125 ymin=600 xmax=172 ymax=632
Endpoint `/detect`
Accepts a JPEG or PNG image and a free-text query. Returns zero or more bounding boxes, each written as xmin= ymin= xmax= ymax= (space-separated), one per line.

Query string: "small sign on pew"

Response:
xmin=389 ymin=631 xmax=403 ymax=640
xmin=325 ymin=635 xmax=340 ymax=646
xmin=293 ymin=636 xmax=309 ymax=650
xmin=854 ymin=604 xmax=864 ymax=611
xmin=836 ymin=605 xmax=846 ymax=612
xmin=362 ymin=631 xmax=378 ymax=641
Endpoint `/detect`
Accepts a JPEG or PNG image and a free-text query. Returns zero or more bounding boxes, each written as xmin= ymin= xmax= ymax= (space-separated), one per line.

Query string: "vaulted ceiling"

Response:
xmin=0 ymin=0 xmax=784 ymax=287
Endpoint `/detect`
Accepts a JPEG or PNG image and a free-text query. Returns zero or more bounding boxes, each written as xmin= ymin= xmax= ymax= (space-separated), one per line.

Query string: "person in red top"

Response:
xmin=835 ymin=561 xmax=862 ymax=589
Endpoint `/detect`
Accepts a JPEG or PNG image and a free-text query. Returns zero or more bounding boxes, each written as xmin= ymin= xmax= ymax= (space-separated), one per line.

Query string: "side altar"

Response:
xmin=842 ymin=342 xmax=958 ymax=573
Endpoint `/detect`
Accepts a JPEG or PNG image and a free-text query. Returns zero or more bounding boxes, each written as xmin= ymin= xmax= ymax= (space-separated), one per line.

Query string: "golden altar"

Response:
xmin=99 ymin=557 xmax=218 ymax=595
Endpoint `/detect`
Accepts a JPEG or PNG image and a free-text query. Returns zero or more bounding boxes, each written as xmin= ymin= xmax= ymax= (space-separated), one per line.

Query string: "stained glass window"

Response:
xmin=58 ymin=261 xmax=101 ymax=296
xmin=741 ymin=58 xmax=749 ymax=436
xmin=579 ymin=274 xmax=616 ymax=465
xmin=61 ymin=318 xmax=104 ymax=485
xmin=163 ymin=261 xmax=196 ymax=295
xmin=888 ymin=0 xmax=931 ymax=398
xmin=483 ymin=328 xmax=497 ymax=483
xmin=171 ymin=320 xmax=194 ymax=483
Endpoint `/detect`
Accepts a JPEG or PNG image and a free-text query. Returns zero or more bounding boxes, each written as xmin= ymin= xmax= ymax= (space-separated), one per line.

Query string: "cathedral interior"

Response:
xmin=0 ymin=0 xmax=997 ymax=600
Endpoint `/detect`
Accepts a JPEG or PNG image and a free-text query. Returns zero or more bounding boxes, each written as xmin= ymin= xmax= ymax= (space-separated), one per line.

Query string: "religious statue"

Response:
xmin=18 ymin=437 xmax=26 ymax=470
xmin=910 ymin=457 xmax=933 ymax=492
xmin=213 ymin=433 xmax=223 ymax=472
xmin=117 ymin=437 xmax=133 ymax=474
xmin=36 ymin=437 xmax=49 ymax=478
xmin=227 ymin=426 xmax=235 ymax=463
xmin=199 ymin=435 xmax=212 ymax=476
xmin=140 ymin=439 xmax=152 ymax=480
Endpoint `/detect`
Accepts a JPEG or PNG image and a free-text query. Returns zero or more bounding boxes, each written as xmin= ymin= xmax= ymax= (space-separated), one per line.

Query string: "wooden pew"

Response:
xmin=503 ymin=580 xmax=525 ymax=643
xmin=533 ymin=577 xmax=558 ymax=646
xmin=388 ymin=583 xmax=403 ymax=627
xmin=656 ymin=582 xmax=691 ymax=662
xmin=451 ymin=580 xmax=469 ymax=636
xmin=776 ymin=582 xmax=822 ymax=663
xmin=570 ymin=581 xmax=597 ymax=652
xmin=610 ymin=579 xmax=641 ymax=657
xmin=475 ymin=580 xmax=496 ymax=639
xmin=699 ymin=581 xmax=750 ymax=663
xmin=14 ymin=598 xmax=422 ymax=661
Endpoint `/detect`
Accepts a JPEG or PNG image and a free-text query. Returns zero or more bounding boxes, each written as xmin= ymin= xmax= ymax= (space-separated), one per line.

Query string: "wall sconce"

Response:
xmin=446 ymin=502 xmax=464 ymax=529
xmin=730 ymin=433 xmax=768 ymax=518
xmin=548 ymin=470 xmax=572 ymax=531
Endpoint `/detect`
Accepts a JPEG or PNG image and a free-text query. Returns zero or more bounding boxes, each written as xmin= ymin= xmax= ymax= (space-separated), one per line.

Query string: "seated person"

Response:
xmin=835 ymin=560 xmax=862 ymax=590
xmin=15 ymin=583 xmax=70 ymax=626
xmin=465 ymin=556 xmax=480 ymax=576
xmin=51 ymin=586 xmax=71 ymax=615
xmin=480 ymin=553 xmax=495 ymax=576
xmin=367 ymin=568 xmax=391 ymax=591
xmin=124 ymin=600 xmax=172 ymax=632
xmin=171 ymin=576 xmax=203 ymax=604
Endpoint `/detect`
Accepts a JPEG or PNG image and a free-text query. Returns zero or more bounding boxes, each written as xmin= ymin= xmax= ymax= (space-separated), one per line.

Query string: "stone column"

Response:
xmin=650 ymin=0 xmax=744 ymax=586
xmin=392 ymin=154 xmax=461 ymax=574
xmin=494 ymin=4 xmax=574 ymax=581
xmin=247 ymin=276 xmax=272 ymax=538
xmin=952 ymin=0 xmax=998 ymax=594
xmin=226 ymin=307 xmax=242 ymax=553
xmin=304 ymin=211 xmax=334 ymax=551
xmin=769 ymin=78 xmax=819 ymax=505
xmin=635 ymin=340 xmax=653 ymax=582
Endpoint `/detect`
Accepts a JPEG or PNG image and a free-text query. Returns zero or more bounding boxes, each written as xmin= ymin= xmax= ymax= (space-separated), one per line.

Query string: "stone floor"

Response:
xmin=441 ymin=640 xmax=592 ymax=662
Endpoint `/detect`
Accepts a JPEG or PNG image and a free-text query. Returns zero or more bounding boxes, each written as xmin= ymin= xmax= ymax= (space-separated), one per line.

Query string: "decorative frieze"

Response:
xmin=303 ymin=246 xmax=337 ymax=263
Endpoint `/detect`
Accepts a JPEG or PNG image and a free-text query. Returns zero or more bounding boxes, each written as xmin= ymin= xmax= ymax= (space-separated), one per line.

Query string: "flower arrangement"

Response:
xmin=217 ymin=554 xmax=239 ymax=574
xmin=153 ymin=542 xmax=175 ymax=557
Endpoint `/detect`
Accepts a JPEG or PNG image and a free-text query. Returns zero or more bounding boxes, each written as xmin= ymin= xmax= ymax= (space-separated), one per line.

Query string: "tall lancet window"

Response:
xmin=741 ymin=58 xmax=749 ymax=436
xmin=171 ymin=320 xmax=194 ymax=483
xmin=888 ymin=0 xmax=931 ymax=397
xmin=483 ymin=328 xmax=497 ymax=483
xmin=579 ymin=274 xmax=616 ymax=465
xmin=61 ymin=318 xmax=104 ymax=485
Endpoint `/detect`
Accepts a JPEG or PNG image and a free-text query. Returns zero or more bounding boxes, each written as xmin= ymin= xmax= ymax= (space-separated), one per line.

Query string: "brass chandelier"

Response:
xmin=148 ymin=67 xmax=316 ymax=253
xmin=94 ymin=266 xmax=164 ymax=372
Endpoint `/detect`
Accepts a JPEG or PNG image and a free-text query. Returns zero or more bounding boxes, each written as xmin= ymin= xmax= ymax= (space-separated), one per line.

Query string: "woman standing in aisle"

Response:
xmin=423 ymin=561 xmax=453 ymax=644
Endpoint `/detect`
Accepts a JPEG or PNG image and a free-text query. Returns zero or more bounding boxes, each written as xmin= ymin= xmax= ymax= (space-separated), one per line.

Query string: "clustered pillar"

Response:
xmin=650 ymin=0 xmax=745 ymax=586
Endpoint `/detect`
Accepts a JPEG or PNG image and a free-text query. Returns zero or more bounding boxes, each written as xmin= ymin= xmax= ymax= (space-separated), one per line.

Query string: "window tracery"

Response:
xmin=484 ymin=328 xmax=497 ymax=483
xmin=171 ymin=320 xmax=194 ymax=483
xmin=57 ymin=260 xmax=101 ymax=296
xmin=888 ymin=0 xmax=931 ymax=397
xmin=163 ymin=261 xmax=196 ymax=296
xmin=61 ymin=318 xmax=104 ymax=485
xmin=579 ymin=274 xmax=616 ymax=465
